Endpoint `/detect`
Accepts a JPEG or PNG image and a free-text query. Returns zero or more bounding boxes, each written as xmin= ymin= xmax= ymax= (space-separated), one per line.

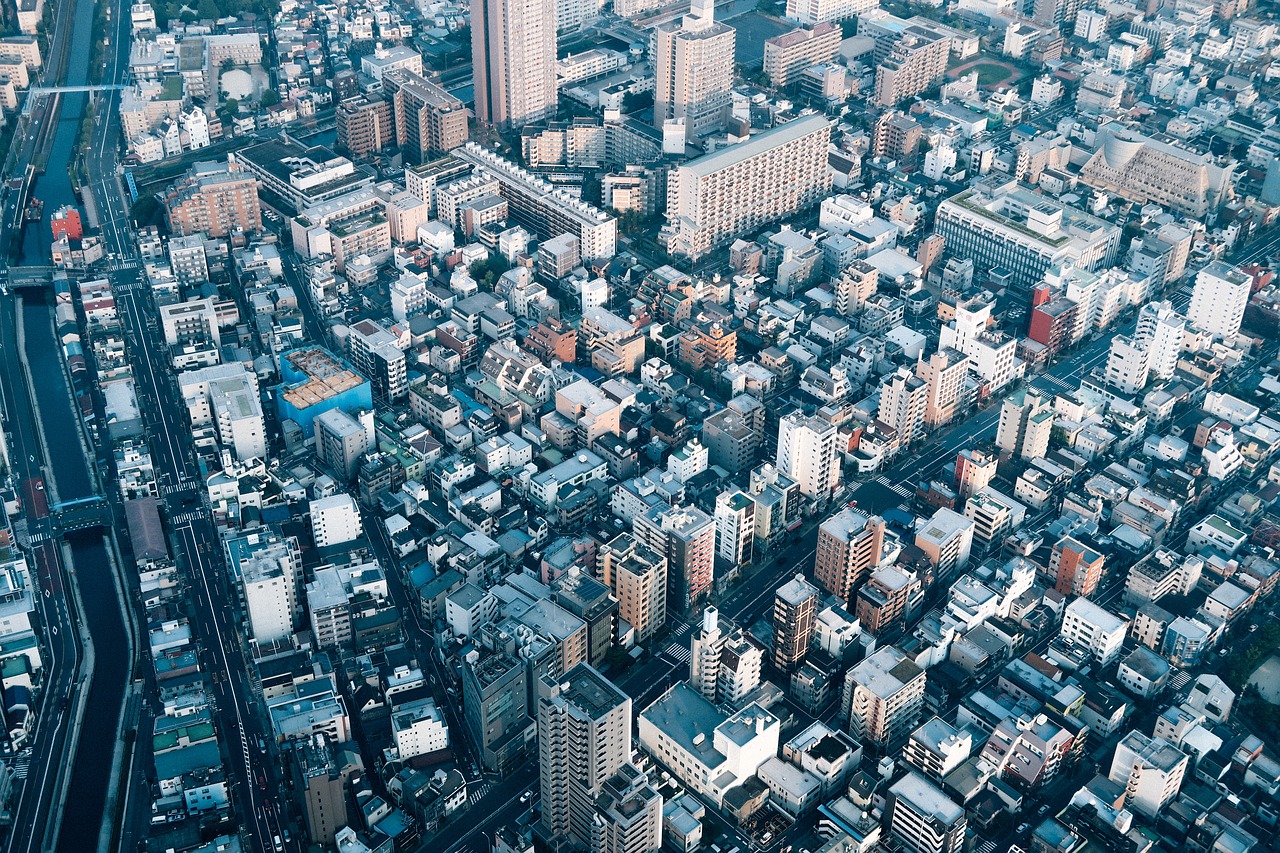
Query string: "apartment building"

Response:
xmin=633 ymin=504 xmax=715 ymax=612
xmin=873 ymin=26 xmax=949 ymax=108
xmin=1188 ymin=261 xmax=1251 ymax=339
xmin=814 ymin=508 xmax=886 ymax=602
xmin=663 ymin=114 xmax=832 ymax=260
xmin=472 ymin=0 xmax=557 ymax=128
xmin=763 ymin=22 xmax=841 ymax=87
xmin=842 ymin=646 xmax=926 ymax=750
xmin=784 ymin=0 xmax=876 ymax=24
xmin=163 ymin=158 xmax=262 ymax=238
xmin=855 ymin=566 xmax=922 ymax=637
xmin=1108 ymin=731 xmax=1188 ymax=818
xmin=773 ymin=574 xmax=819 ymax=671
xmin=995 ymin=388 xmax=1053 ymax=459
xmin=383 ymin=68 xmax=470 ymax=165
xmin=886 ymin=772 xmax=966 ymax=853
xmin=336 ymin=95 xmax=394 ymax=158
xmin=1060 ymin=598 xmax=1127 ymax=666
xmin=599 ymin=533 xmax=668 ymax=642
xmin=654 ymin=0 xmax=736 ymax=138
xmin=777 ymin=413 xmax=840 ymax=500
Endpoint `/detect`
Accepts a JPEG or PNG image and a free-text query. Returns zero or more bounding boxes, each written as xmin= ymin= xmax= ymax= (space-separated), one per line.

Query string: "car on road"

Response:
xmin=520 ymin=791 xmax=532 ymax=804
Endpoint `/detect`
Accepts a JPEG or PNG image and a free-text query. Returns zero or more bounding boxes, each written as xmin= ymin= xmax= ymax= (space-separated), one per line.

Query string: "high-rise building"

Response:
xmin=833 ymin=259 xmax=878 ymax=316
xmin=878 ymin=366 xmax=928 ymax=450
xmin=855 ymin=566 xmax=921 ymax=637
xmin=232 ymin=532 xmax=301 ymax=645
xmin=292 ymin=734 xmax=357 ymax=848
xmin=163 ymin=158 xmax=262 ymax=237
xmin=762 ymin=22 xmax=841 ymax=87
xmin=336 ymin=95 xmax=395 ymax=158
xmin=689 ymin=607 xmax=761 ymax=705
xmin=538 ymin=665 xmax=633 ymax=849
xmin=633 ymin=504 xmax=715 ymax=611
xmin=662 ymin=114 xmax=833 ymax=259
xmin=904 ymin=718 xmax=972 ymax=782
xmin=1104 ymin=334 xmax=1150 ymax=395
xmin=772 ymin=574 xmax=818 ymax=671
xmin=963 ymin=489 xmax=1022 ymax=556
xmin=599 ymin=533 xmax=668 ymax=642
xmin=463 ymin=651 xmax=531 ymax=774
xmin=654 ymin=0 xmax=735 ymax=138
xmin=1188 ymin=261 xmax=1250 ymax=339
xmin=690 ymin=606 xmax=725 ymax=701
xmin=384 ymin=68 xmax=470 ymax=164
xmin=315 ymin=409 xmax=370 ymax=480
xmin=1060 ymin=597 xmax=1127 ymax=666
xmin=784 ymin=0 xmax=877 ymax=24
xmin=913 ymin=508 xmax=974 ymax=580
xmin=472 ymin=0 xmax=557 ymax=129
xmin=776 ymin=413 xmax=840 ymax=500
xmin=873 ymin=25 xmax=949 ymax=107
xmin=1135 ymin=300 xmax=1185 ymax=381
xmin=916 ymin=347 xmax=971 ymax=430
xmin=591 ymin=764 xmax=664 ymax=853
xmin=995 ymin=388 xmax=1053 ymax=460
xmin=885 ymin=772 xmax=967 ymax=853
xmin=814 ymin=509 xmax=885 ymax=603
xmin=346 ymin=319 xmax=408 ymax=402
xmin=713 ymin=489 xmax=755 ymax=570
xmin=842 ymin=646 xmax=926 ymax=750
xmin=953 ymin=448 xmax=997 ymax=500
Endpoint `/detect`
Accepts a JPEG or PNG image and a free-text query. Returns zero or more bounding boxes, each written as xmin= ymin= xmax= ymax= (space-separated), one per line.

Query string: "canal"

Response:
xmin=18 ymin=0 xmax=132 ymax=845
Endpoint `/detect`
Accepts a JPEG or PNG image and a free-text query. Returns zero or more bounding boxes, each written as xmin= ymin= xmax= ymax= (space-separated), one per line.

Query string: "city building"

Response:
xmin=1047 ymin=536 xmax=1105 ymax=597
xmin=346 ymin=319 xmax=408 ymax=402
xmin=1188 ymin=261 xmax=1250 ymax=339
xmin=1060 ymin=598 xmax=1127 ymax=666
xmin=1107 ymin=731 xmax=1188 ymax=818
xmin=842 ymin=646 xmax=926 ymax=750
xmin=310 ymin=494 xmax=361 ymax=549
xmin=472 ymin=0 xmax=557 ymax=128
xmin=315 ymin=409 xmax=370 ymax=480
xmin=633 ymin=504 xmax=715 ymax=611
xmin=689 ymin=607 xmax=762 ymax=706
xmin=714 ymin=490 xmax=755 ymax=570
xmin=913 ymin=509 xmax=974 ymax=580
xmin=163 ymin=158 xmax=262 ymax=238
xmin=1079 ymin=125 xmax=1234 ymax=220
xmin=384 ymin=69 xmax=470 ymax=164
xmin=662 ymin=114 xmax=833 ymax=259
xmin=873 ymin=26 xmax=950 ymax=108
xmin=815 ymin=509 xmax=886 ymax=603
xmin=777 ymin=413 xmax=840 ymax=501
xmin=654 ymin=0 xmax=736 ymax=138
xmin=773 ymin=574 xmax=819 ymax=671
xmin=885 ymin=772 xmax=966 ymax=853
xmin=462 ymin=652 xmax=531 ymax=774
xmin=855 ymin=566 xmax=922 ymax=637
xmin=600 ymin=533 xmax=668 ymax=642
xmin=336 ymin=95 xmax=394 ymax=158
xmin=903 ymin=718 xmax=971 ymax=782
xmin=538 ymin=665 xmax=633 ymax=849
xmin=763 ymin=22 xmax=841 ymax=88
xmin=995 ymin=389 xmax=1053 ymax=460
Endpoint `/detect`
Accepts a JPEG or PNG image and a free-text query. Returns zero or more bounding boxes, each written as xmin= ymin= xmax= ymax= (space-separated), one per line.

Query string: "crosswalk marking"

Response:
xmin=1168 ymin=670 xmax=1192 ymax=692
xmin=873 ymin=476 xmax=914 ymax=499
xmin=664 ymin=643 xmax=690 ymax=663
xmin=9 ymin=756 xmax=28 ymax=779
xmin=170 ymin=510 xmax=204 ymax=524
xmin=467 ymin=782 xmax=492 ymax=805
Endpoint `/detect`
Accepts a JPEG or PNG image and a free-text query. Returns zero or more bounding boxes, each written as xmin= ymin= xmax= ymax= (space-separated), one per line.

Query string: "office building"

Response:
xmin=784 ymin=0 xmax=876 ymax=24
xmin=637 ymin=683 xmax=779 ymax=807
xmin=815 ymin=509 xmax=885 ymax=603
xmin=663 ymin=114 xmax=832 ymax=259
xmin=237 ymin=533 xmax=301 ymax=645
xmin=472 ymin=0 xmax=557 ymax=129
xmin=962 ymin=489 xmax=1022 ymax=555
xmin=1108 ymin=731 xmax=1188 ymax=818
xmin=209 ymin=375 xmax=267 ymax=461
xmin=160 ymin=297 xmax=220 ymax=351
xmin=384 ymin=68 xmax=470 ymax=164
xmin=1080 ymin=125 xmax=1234 ymax=220
xmin=773 ymin=574 xmax=819 ymax=671
xmin=633 ymin=504 xmax=715 ymax=611
xmin=1188 ymin=261 xmax=1250 ymax=339
xmin=777 ymin=412 xmax=840 ymax=500
xmin=934 ymin=179 xmax=1122 ymax=294
xmin=599 ymin=533 xmax=668 ymax=642
xmin=336 ymin=95 xmax=394 ymax=158
xmin=873 ymin=26 xmax=949 ymax=107
xmin=763 ymin=22 xmax=841 ymax=87
xmin=953 ymin=448 xmax=997 ymax=501
xmin=457 ymin=143 xmax=617 ymax=260
xmin=538 ymin=665 xmax=633 ymax=849
xmin=654 ymin=0 xmax=735 ymax=138
xmin=315 ymin=409 xmax=370 ymax=480
xmin=886 ymin=772 xmax=966 ymax=853
xmin=842 ymin=646 xmax=926 ymax=750
xmin=292 ymin=735 xmax=357 ymax=848
xmin=463 ymin=652 xmax=531 ymax=774
xmin=703 ymin=408 xmax=761 ymax=473
xmin=995 ymin=389 xmax=1052 ymax=460
xmin=937 ymin=301 xmax=1019 ymax=394
xmin=163 ymin=158 xmax=262 ymax=237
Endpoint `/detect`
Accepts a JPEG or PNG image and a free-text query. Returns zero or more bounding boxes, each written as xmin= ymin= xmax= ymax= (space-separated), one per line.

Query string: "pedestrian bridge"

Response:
xmin=51 ymin=496 xmax=112 ymax=534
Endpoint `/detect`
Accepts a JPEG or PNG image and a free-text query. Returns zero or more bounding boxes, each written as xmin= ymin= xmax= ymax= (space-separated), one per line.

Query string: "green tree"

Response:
xmin=260 ymin=88 xmax=280 ymax=107
xmin=198 ymin=0 xmax=221 ymax=18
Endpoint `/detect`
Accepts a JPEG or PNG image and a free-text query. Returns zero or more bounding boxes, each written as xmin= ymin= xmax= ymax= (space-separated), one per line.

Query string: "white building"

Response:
xmin=310 ymin=493 xmax=362 ymax=549
xmin=1188 ymin=261 xmax=1250 ymax=339
xmin=785 ymin=0 xmax=877 ymax=24
xmin=777 ymin=412 xmax=840 ymax=500
xmin=391 ymin=696 xmax=449 ymax=760
xmin=1060 ymin=598 xmax=1127 ymax=666
xmin=714 ymin=490 xmax=755 ymax=569
xmin=1108 ymin=731 xmax=1188 ymax=818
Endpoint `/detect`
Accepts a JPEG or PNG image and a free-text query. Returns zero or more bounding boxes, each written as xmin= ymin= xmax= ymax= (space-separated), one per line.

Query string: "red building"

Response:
xmin=50 ymin=205 xmax=82 ymax=240
xmin=1028 ymin=296 xmax=1078 ymax=359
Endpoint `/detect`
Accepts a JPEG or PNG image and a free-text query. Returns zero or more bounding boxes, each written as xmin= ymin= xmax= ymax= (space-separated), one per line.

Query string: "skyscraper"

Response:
xmin=538 ymin=665 xmax=633 ymax=849
xmin=472 ymin=0 xmax=557 ymax=129
xmin=653 ymin=0 xmax=735 ymax=138
xmin=777 ymin=413 xmax=840 ymax=500
xmin=633 ymin=504 xmax=715 ymax=611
